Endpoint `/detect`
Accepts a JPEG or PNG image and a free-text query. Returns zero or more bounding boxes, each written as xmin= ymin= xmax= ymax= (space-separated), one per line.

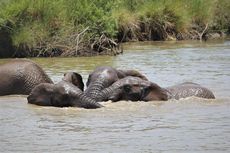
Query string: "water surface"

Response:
xmin=0 ymin=40 xmax=230 ymax=152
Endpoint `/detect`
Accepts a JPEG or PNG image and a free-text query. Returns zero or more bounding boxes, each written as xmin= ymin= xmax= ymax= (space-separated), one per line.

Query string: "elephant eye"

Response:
xmin=123 ymin=85 xmax=131 ymax=93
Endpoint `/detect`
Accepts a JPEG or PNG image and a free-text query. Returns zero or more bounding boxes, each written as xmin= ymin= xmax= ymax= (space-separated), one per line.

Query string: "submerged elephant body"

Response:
xmin=165 ymin=82 xmax=215 ymax=100
xmin=93 ymin=76 xmax=215 ymax=102
xmin=27 ymin=72 xmax=102 ymax=109
xmin=135 ymin=81 xmax=215 ymax=101
xmin=0 ymin=59 xmax=53 ymax=96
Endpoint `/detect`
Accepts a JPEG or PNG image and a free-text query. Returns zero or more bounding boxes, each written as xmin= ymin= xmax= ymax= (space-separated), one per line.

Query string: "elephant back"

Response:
xmin=166 ymin=82 xmax=215 ymax=99
xmin=20 ymin=59 xmax=53 ymax=94
xmin=0 ymin=59 xmax=53 ymax=95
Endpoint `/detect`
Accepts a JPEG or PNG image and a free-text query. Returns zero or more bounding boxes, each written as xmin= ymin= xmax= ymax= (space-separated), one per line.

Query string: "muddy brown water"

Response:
xmin=0 ymin=40 xmax=230 ymax=152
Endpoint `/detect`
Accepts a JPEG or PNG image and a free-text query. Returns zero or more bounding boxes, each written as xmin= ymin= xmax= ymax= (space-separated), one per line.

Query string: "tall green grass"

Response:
xmin=114 ymin=0 xmax=229 ymax=41
xmin=0 ymin=0 xmax=229 ymax=57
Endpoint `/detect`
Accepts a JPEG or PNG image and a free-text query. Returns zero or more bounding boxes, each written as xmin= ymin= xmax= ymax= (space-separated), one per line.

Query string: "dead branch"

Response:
xmin=75 ymin=27 xmax=89 ymax=54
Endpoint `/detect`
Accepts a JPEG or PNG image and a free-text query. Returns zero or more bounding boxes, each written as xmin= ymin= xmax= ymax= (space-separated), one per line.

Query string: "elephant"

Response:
xmin=124 ymin=80 xmax=215 ymax=101
xmin=164 ymin=82 xmax=215 ymax=100
xmin=93 ymin=77 xmax=215 ymax=102
xmin=85 ymin=66 xmax=148 ymax=100
xmin=27 ymin=72 xmax=103 ymax=109
xmin=0 ymin=59 xmax=53 ymax=96
xmin=93 ymin=76 xmax=168 ymax=102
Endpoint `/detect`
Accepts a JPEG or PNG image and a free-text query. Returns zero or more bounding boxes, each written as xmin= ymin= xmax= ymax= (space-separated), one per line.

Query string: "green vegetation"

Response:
xmin=0 ymin=0 xmax=229 ymax=57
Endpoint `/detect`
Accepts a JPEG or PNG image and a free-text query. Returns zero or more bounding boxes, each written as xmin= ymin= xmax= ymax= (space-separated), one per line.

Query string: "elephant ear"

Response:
xmin=63 ymin=72 xmax=84 ymax=91
xmin=72 ymin=72 xmax=84 ymax=91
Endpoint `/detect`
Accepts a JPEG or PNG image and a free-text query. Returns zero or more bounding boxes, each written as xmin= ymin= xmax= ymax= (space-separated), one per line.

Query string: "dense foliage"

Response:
xmin=0 ymin=0 xmax=229 ymax=57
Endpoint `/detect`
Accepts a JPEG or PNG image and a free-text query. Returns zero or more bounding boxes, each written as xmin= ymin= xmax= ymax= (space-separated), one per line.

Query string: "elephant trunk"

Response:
xmin=71 ymin=92 xmax=103 ymax=109
xmin=94 ymin=86 xmax=115 ymax=102
xmin=94 ymin=81 xmax=122 ymax=102
xmin=85 ymin=77 xmax=108 ymax=100
xmin=59 ymin=81 xmax=103 ymax=109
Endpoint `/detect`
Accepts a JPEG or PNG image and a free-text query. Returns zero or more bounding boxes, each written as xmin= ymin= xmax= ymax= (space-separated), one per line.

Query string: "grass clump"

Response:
xmin=212 ymin=0 xmax=230 ymax=32
xmin=112 ymin=8 xmax=140 ymax=42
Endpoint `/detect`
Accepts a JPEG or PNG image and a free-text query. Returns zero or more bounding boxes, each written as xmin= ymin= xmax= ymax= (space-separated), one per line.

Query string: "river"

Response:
xmin=0 ymin=40 xmax=230 ymax=152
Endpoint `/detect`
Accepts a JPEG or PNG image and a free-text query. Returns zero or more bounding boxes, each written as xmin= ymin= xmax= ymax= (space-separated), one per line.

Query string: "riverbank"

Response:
xmin=0 ymin=0 xmax=229 ymax=58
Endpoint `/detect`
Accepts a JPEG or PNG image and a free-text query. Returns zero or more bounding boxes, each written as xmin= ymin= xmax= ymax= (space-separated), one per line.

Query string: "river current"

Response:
xmin=0 ymin=40 xmax=230 ymax=152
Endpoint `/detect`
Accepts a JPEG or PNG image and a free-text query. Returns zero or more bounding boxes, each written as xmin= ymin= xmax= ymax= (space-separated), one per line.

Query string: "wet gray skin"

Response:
xmin=85 ymin=66 xmax=120 ymax=100
xmin=0 ymin=59 xmax=53 ymax=96
xmin=96 ymin=77 xmax=215 ymax=102
xmin=28 ymin=72 xmax=103 ymax=109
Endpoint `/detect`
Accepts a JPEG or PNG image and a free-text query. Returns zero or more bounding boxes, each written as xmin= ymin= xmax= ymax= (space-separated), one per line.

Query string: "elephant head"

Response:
xmin=95 ymin=76 xmax=168 ymax=102
xmin=85 ymin=66 xmax=119 ymax=100
xmin=27 ymin=81 xmax=103 ymax=109
xmin=63 ymin=72 xmax=84 ymax=91
xmin=140 ymin=82 xmax=169 ymax=101
xmin=116 ymin=69 xmax=149 ymax=81
xmin=27 ymin=83 xmax=69 ymax=107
